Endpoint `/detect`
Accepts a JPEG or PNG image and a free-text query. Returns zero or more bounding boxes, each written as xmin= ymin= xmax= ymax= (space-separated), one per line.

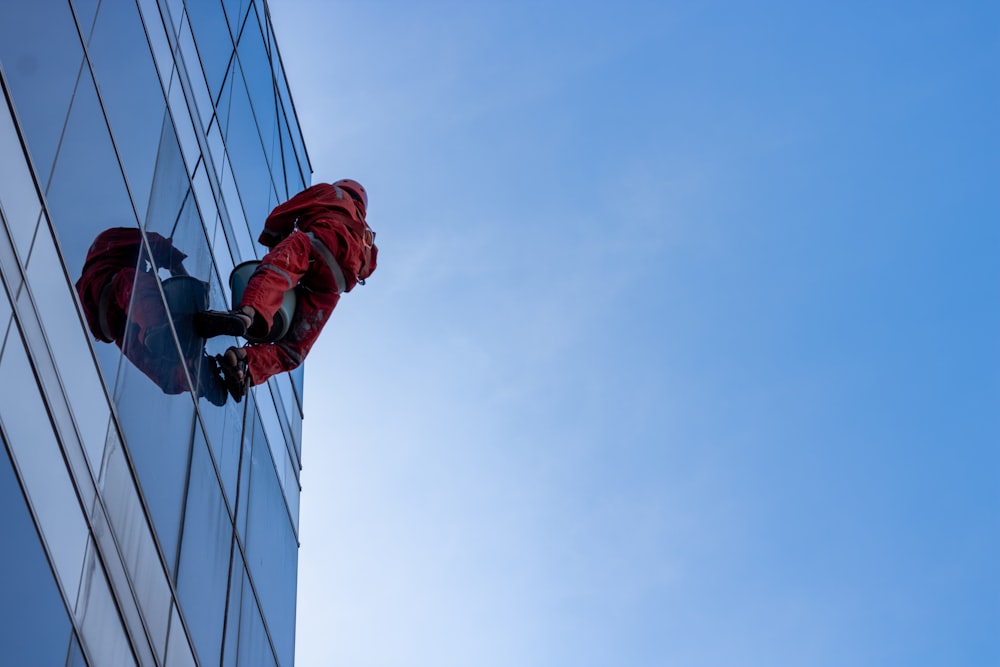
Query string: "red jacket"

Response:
xmin=259 ymin=183 xmax=377 ymax=290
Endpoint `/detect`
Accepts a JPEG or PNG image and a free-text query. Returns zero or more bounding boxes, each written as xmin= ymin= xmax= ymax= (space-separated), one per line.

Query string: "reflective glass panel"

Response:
xmin=219 ymin=152 xmax=258 ymax=261
xmin=0 ymin=327 xmax=89 ymax=606
xmin=144 ymin=118 xmax=217 ymax=288
xmin=235 ymin=397 xmax=263 ymax=541
xmin=165 ymin=604 xmax=197 ymax=667
xmin=219 ymin=61 xmax=277 ymax=229
xmin=198 ymin=381 xmax=245 ymax=505
xmin=75 ymin=539 xmax=138 ymax=667
xmin=88 ymin=0 xmax=166 ymax=213
xmin=237 ymin=576 xmax=278 ymax=667
xmin=112 ymin=335 xmax=197 ymax=570
xmin=143 ymin=114 xmax=192 ymax=236
xmin=222 ymin=0 xmax=251 ymax=42
xmin=0 ymin=96 xmax=42 ymax=258
xmin=0 ymin=435 xmax=75 ymax=667
xmin=136 ymin=0 xmax=175 ymax=87
xmin=177 ymin=12 xmax=216 ymax=133
xmin=290 ymin=364 xmax=304 ymax=418
xmin=220 ymin=548 xmax=245 ymax=667
xmin=269 ymin=26 xmax=309 ymax=180
xmin=245 ymin=423 xmax=298 ymax=667
xmin=237 ymin=7 xmax=278 ymax=172
xmin=165 ymin=70 xmax=201 ymax=177
xmin=160 ymin=0 xmax=185 ymax=38
xmin=66 ymin=632 xmax=88 ymax=667
xmin=26 ymin=224 xmax=110 ymax=471
xmin=45 ymin=66 xmax=137 ymax=280
xmin=185 ymin=0 xmax=234 ymax=103
xmin=73 ymin=0 xmax=100 ymax=39
xmin=0 ymin=0 xmax=83 ymax=182
xmin=176 ymin=428 xmax=232 ymax=666
xmin=87 ymin=502 xmax=158 ymax=667
xmin=0 ymin=271 xmax=10 ymax=333
xmin=98 ymin=427 xmax=172 ymax=662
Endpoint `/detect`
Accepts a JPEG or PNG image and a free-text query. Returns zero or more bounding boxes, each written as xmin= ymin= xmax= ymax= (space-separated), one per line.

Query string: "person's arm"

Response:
xmin=259 ymin=183 xmax=336 ymax=247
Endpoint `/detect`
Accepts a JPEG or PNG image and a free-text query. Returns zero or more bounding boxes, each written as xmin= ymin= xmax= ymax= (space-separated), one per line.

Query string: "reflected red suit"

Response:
xmin=239 ymin=182 xmax=378 ymax=386
xmin=76 ymin=227 xmax=192 ymax=394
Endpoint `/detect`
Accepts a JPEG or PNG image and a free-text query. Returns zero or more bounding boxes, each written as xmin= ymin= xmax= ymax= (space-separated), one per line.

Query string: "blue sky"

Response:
xmin=268 ymin=1 xmax=1000 ymax=665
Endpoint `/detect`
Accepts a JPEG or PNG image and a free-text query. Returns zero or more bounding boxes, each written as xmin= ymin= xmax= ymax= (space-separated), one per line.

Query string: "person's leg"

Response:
xmin=239 ymin=230 xmax=313 ymax=336
xmin=195 ymin=231 xmax=312 ymax=338
xmin=242 ymin=284 xmax=339 ymax=386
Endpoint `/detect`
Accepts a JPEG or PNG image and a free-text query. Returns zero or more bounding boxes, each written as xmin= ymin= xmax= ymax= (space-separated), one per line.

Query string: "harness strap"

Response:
xmin=258 ymin=262 xmax=294 ymax=290
xmin=304 ymin=231 xmax=347 ymax=294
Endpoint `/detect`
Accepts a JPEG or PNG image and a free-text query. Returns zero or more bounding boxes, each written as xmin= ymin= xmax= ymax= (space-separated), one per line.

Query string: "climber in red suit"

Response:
xmin=195 ymin=179 xmax=378 ymax=401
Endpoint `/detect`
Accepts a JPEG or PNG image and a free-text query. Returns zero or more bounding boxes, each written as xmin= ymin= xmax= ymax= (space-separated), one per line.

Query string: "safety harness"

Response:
xmin=304 ymin=231 xmax=348 ymax=293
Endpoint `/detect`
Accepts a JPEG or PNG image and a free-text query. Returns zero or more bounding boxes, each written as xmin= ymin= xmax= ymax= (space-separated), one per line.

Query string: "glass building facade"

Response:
xmin=0 ymin=1 xmax=309 ymax=665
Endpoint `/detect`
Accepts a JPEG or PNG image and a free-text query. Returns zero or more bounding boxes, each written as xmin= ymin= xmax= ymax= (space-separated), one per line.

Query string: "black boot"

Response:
xmin=193 ymin=308 xmax=252 ymax=338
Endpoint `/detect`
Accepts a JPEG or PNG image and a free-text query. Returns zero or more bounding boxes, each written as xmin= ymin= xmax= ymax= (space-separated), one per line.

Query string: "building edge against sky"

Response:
xmin=0 ymin=1 xmax=312 ymax=665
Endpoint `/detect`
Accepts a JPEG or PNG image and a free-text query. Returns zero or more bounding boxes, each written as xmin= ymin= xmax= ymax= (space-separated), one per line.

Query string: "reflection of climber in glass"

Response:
xmin=195 ymin=179 xmax=378 ymax=402
xmin=75 ymin=227 xmax=227 ymax=406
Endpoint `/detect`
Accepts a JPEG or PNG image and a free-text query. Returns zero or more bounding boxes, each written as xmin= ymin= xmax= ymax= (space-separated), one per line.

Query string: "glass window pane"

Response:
xmin=0 ymin=434 xmax=75 ymax=667
xmin=143 ymin=116 xmax=193 ymax=235
xmin=0 ymin=277 xmax=10 ymax=335
xmin=289 ymin=364 xmax=304 ymax=421
xmin=143 ymin=118 xmax=217 ymax=287
xmin=112 ymin=345 xmax=196 ymax=570
xmin=165 ymin=70 xmax=201 ymax=177
xmin=237 ymin=575 xmax=278 ymax=667
xmin=75 ymin=539 xmax=138 ymax=667
xmin=176 ymin=429 xmax=233 ymax=666
xmin=219 ymin=153 xmax=258 ymax=261
xmin=177 ymin=12 xmax=216 ymax=133
xmin=87 ymin=504 xmax=158 ymax=667
xmin=198 ymin=382 xmax=245 ymax=506
xmin=237 ymin=7 xmax=277 ymax=172
xmin=256 ymin=392 xmax=288 ymax=489
xmin=217 ymin=60 xmax=277 ymax=230
xmin=45 ymin=66 xmax=137 ymax=280
xmin=160 ymin=0 xmax=185 ymax=38
xmin=73 ymin=0 xmax=100 ymax=38
xmin=26 ymin=224 xmax=111 ymax=471
xmin=0 ymin=328 xmax=89 ymax=606
xmin=0 ymin=0 xmax=83 ymax=182
xmin=98 ymin=427 xmax=172 ymax=662
xmin=185 ymin=0 xmax=234 ymax=102
xmin=245 ymin=425 xmax=298 ymax=667
xmin=66 ymin=632 xmax=88 ymax=667
xmin=0 ymin=96 xmax=43 ymax=258
xmin=165 ymin=604 xmax=197 ymax=667
xmin=88 ymin=0 xmax=166 ymax=213
xmin=235 ymin=396 xmax=262 ymax=541
xmin=136 ymin=0 xmax=175 ymax=88
xmin=222 ymin=0 xmax=250 ymax=43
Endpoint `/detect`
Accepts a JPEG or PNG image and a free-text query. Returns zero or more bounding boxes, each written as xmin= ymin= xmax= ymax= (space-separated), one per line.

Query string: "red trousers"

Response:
xmin=239 ymin=229 xmax=341 ymax=386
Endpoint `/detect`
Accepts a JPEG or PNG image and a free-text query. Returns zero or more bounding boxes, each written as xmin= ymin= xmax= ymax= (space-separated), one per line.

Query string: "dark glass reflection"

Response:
xmin=215 ymin=57 xmax=279 ymax=225
xmin=0 ymin=0 xmax=83 ymax=183
xmin=176 ymin=429 xmax=232 ymax=666
xmin=88 ymin=0 xmax=167 ymax=212
xmin=185 ymin=0 xmax=235 ymax=103
xmin=0 ymin=438 xmax=76 ymax=666
xmin=237 ymin=574 xmax=278 ymax=667
xmin=245 ymin=423 xmax=297 ymax=667
xmin=75 ymin=227 xmax=227 ymax=406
